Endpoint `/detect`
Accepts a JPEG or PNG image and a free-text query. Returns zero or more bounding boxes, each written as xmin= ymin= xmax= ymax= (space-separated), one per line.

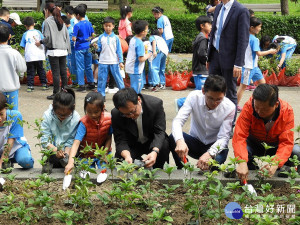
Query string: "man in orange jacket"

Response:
xmin=233 ymin=84 xmax=299 ymax=181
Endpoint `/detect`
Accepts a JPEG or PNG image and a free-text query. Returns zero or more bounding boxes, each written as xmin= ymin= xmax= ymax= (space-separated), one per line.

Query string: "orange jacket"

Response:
xmin=80 ymin=112 xmax=112 ymax=158
xmin=233 ymin=97 xmax=294 ymax=167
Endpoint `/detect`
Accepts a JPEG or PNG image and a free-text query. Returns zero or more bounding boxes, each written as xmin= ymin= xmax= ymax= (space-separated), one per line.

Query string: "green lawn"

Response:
xmin=108 ymin=0 xmax=300 ymax=15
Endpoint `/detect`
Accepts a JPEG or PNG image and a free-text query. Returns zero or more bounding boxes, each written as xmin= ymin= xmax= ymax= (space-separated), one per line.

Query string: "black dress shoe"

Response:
xmin=47 ymin=94 xmax=55 ymax=100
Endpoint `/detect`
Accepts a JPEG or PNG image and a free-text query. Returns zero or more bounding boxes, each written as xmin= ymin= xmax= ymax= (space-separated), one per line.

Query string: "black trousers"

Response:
xmin=48 ymin=56 xmax=68 ymax=94
xmin=26 ymin=61 xmax=47 ymax=86
xmin=115 ymin=137 xmax=170 ymax=169
xmin=209 ymin=47 xmax=238 ymax=124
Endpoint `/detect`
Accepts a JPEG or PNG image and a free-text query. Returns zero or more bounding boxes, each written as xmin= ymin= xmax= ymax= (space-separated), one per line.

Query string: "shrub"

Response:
xmin=182 ymin=0 xmax=209 ymax=13
xmin=12 ymin=12 xmax=300 ymax=54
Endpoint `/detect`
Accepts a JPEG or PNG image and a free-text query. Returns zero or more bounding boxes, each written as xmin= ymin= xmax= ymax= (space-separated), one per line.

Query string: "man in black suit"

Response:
xmin=208 ymin=0 xmax=250 ymax=109
xmin=111 ymin=88 xmax=169 ymax=168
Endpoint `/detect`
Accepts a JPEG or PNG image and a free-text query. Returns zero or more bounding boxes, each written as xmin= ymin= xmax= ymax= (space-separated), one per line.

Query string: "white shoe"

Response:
xmin=0 ymin=177 xmax=5 ymax=186
xmin=79 ymin=170 xmax=90 ymax=179
xmin=159 ymin=84 xmax=166 ymax=89
xmin=97 ymin=173 xmax=108 ymax=183
xmin=105 ymin=87 xmax=109 ymax=93
xmin=108 ymin=88 xmax=119 ymax=94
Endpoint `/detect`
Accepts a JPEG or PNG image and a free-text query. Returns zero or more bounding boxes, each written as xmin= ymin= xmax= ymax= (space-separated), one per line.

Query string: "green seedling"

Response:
xmin=106 ymin=153 xmax=117 ymax=180
xmin=233 ymin=192 xmax=248 ymax=204
xmin=38 ymin=173 xmax=56 ymax=188
xmin=147 ymin=207 xmax=173 ymax=225
xmin=52 ymin=210 xmax=75 ymax=225
xmin=224 ymin=157 xmax=246 ymax=178
xmin=182 ymin=161 xmax=200 ymax=179
xmin=116 ymin=160 xmax=137 ymax=180
xmin=159 ymin=183 xmax=180 ymax=211
xmin=163 ymin=163 xmax=177 ymax=184
xmin=4 ymin=174 xmax=16 ymax=191
xmin=226 ymin=181 xmax=242 ymax=190
xmin=259 ymin=183 xmax=273 ymax=194
xmin=10 ymin=201 xmax=36 ymax=225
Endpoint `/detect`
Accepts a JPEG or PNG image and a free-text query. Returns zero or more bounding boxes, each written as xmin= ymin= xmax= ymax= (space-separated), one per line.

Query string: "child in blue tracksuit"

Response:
xmin=72 ymin=5 xmax=95 ymax=92
xmin=62 ymin=16 xmax=77 ymax=87
xmin=0 ymin=93 xmax=34 ymax=169
xmin=97 ymin=17 xmax=125 ymax=99
xmin=125 ymin=20 xmax=152 ymax=94
xmin=148 ymin=29 xmax=169 ymax=91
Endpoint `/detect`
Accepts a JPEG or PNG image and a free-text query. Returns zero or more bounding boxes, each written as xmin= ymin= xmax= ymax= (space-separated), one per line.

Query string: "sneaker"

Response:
xmin=159 ymin=84 xmax=166 ymax=90
xmin=105 ymin=87 xmax=109 ymax=93
xmin=86 ymin=83 xmax=96 ymax=91
xmin=47 ymin=94 xmax=55 ymax=100
xmin=67 ymin=83 xmax=79 ymax=89
xmin=77 ymin=85 xmax=86 ymax=92
xmin=108 ymin=87 xmax=119 ymax=94
xmin=151 ymin=86 xmax=158 ymax=92
xmin=237 ymin=105 xmax=242 ymax=113
xmin=42 ymin=84 xmax=49 ymax=91
xmin=27 ymin=86 xmax=34 ymax=92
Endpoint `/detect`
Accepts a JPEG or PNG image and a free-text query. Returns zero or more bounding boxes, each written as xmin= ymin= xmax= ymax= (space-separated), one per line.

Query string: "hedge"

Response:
xmin=12 ymin=11 xmax=300 ymax=53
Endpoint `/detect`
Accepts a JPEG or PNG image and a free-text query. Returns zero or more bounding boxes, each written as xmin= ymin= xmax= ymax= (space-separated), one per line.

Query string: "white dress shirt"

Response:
xmin=213 ymin=0 xmax=234 ymax=49
xmin=172 ymin=90 xmax=235 ymax=156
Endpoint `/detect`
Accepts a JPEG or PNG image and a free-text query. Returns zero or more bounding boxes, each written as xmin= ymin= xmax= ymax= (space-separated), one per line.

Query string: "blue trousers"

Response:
xmin=159 ymin=53 xmax=167 ymax=85
xmin=194 ymin=75 xmax=207 ymax=90
xmin=129 ymin=73 xmax=142 ymax=94
xmin=9 ymin=144 xmax=34 ymax=168
xmin=67 ymin=47 xmax=78 ymax=84
xmin=75 ymin=49 xmax=93 ymax=85
xmin=2 ymin=90 xmax=18 ymax=110
xmin=169 ymin=132 xmax=229 ymax=169
xmin=149 ymin=52 xmax=164 ymax=86
xmin=97 ymin=64 xmax=125 ymax=96
xmin=166 ymin=38 xmax=174 ymax=52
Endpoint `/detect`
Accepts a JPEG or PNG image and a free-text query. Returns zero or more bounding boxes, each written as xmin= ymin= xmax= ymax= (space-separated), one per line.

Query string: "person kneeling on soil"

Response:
xmin=40 ymin=88 xmax=80 ymax=168
xmin=170 ymin=75 xmax=236 ymax=170
xmin=233 ymin=84 xmax=300 ymax=180
xmin=0 ymin=93 xmax=34 ymax=169
xmin=111 ymin=87 xmax=170 ymax=169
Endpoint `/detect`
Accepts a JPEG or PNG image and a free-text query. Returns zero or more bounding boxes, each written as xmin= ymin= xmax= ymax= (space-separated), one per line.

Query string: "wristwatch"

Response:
xmin=151 ymin=149 xmax=159 ymax=156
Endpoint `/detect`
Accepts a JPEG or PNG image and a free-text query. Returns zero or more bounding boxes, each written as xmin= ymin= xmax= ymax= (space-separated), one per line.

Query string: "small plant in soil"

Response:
xmin=52 ymin=210 xmax=76 ymax=225
xmin=224 ymin=157 xmax=246 ymax=178
xmin=39 ymin=149 xmax=55 ymax=174
xmin=163 ymin=162 xmax=177 ymax=184
xmin=259 ymin=183 xmax=273 ymax=194
xmin=116 ymin=160 xmax=137 ymax=180
xmin=147 ymin=207 xmax=173 ymax=225
xmin=10 ymin=201 xmax=36 ymax=225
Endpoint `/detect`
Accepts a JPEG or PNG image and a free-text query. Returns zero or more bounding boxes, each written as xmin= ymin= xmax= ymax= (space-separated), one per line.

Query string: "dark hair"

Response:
xmin=250 ymin=16 xmax=262 ymax=27
xmin=103 ymin=16 xmax=115 ymax=25
xmin=152 ymin=6 xmax=164 ymax=14
xmin=195 ymin=16 xmax=212 ymax=31
xmin=55 ymin=1 xmax=63 ymax=8
xmin=151 ymin=29 xmax=160 ymax=36
xmin=203 ymin=75 xmax=226 ymax=93
xmin=274 ymin=37 xmax=285 ymax=44
xmin=78 ymin=3 xmax=88 ymax=10
xmin=132 ymin=20 xmax=148 ymax=34
xmin=269 ymin=42 xmax=279 ymax=50
xmin=84 ymin=92 xmax=104 ymax=113
xmin=120 ymin=5 xmax=132 ymax=20
xmin=74 ymin=5 xmax=86 ymax=18
xmin=45 ymin=2 xmax=64 ymax=31
xmin=260 ymin=35 xmax=271 ymax=50
xmin=0 ymin=92 xmax=7 ymax=110
xmin=253 ymin=84 xmax=279 ymax=107
xmin=113 ymin=88 xmax=138 ymax=109
xmin=61 ymin=15 xmax=70 ymax=25
xmin=249 ymin=9 xmax=255 ymax=17
xmin=0 ymin=7 xmax=10 ymax=17
xmin=125 ymin=35 xmax=134 ymax=45
xmin=0 ymin=24 xmax=10 ymax=42
xmin=53 ymin=88 xmax=76 ymax=112
xmin=23 ymin=17 xmax=35 ymax=27
xmin=64 ymin=5 xmax=74 ymax=15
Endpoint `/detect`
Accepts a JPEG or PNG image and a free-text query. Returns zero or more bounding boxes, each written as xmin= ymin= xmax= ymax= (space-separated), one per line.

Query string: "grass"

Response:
xmin=108 ymin=0 xmax=300 ymax=15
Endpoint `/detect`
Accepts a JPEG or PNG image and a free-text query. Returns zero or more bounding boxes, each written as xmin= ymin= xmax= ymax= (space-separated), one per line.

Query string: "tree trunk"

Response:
xmin=131 ymin=0 xmax=136 ymax=4
xmin=280 ymin=0 xmax=289 ymax=15
xmin=120 ymin=0 xmax=129 ymax=8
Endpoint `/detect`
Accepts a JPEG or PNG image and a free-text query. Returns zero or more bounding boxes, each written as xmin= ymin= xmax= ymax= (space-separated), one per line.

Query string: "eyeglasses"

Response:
xmin=121 ymin=105 xmax=138 ymax=117
xmin=206 ymin=96 xmax=223 ymax=103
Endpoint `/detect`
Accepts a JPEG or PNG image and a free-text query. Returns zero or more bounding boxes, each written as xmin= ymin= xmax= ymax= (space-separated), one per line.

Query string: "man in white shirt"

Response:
xmin=170 ymin=75 xmax=235 ymax=170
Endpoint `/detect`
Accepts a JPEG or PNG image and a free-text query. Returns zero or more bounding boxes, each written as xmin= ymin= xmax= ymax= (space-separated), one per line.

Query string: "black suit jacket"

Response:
xmin=208 ymin=0 xmax=250 ymax=69
xmin=111 ymin=94 xmax=167 ymax=156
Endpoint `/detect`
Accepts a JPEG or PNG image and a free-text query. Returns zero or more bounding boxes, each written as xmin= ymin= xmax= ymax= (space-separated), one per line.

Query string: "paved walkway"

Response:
xmin=15 ymin=54 xmax=300 ymax=168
